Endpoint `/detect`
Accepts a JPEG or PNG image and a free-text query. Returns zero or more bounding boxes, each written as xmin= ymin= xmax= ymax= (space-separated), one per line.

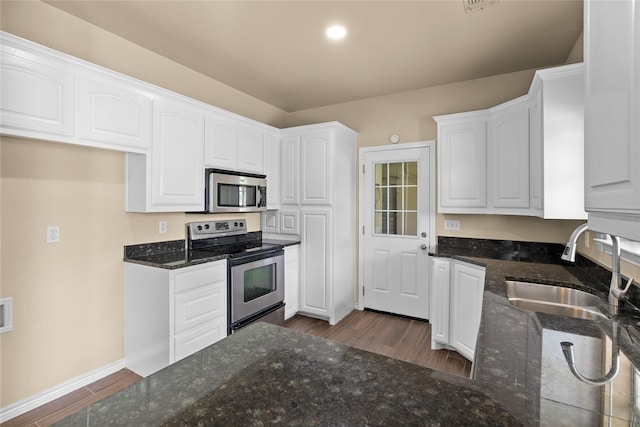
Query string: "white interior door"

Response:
xmin=360 ymin=143 xmax=435 ymax=319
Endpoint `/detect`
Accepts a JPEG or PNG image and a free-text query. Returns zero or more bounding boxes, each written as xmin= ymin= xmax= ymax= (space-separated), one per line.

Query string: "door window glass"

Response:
xmin=374 ymin=161 xmax=418 ymax=235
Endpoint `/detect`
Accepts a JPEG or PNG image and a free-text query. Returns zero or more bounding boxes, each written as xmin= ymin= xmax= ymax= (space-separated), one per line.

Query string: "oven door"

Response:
xmin=229 ymin=250 xmax=284 ymax=324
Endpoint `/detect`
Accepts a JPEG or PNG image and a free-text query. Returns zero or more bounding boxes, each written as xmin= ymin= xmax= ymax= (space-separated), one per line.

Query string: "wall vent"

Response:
xmin=0 ymin=298 xmax=13 ymax=334
xmin=463 ymin=0 xmax=498 ymax=13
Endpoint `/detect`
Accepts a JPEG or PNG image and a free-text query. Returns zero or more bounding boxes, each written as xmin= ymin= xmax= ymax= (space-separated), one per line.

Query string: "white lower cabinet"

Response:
xmin=430 ymin=257 xmax=486 ymax=362
xmin=124 ymin=260 xmax=227 ymax=377
xmin=284 ymin=245 xmax=300 ymax=320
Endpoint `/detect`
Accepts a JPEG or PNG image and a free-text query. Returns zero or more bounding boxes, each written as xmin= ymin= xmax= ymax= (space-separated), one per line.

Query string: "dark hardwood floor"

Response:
xmin=3 ymin=310 xmax=470 ymax=426
xmin=2 ymin=369 xmax=142 ymax=427
xmin=284 ymin=310 xmax=472 ymax=378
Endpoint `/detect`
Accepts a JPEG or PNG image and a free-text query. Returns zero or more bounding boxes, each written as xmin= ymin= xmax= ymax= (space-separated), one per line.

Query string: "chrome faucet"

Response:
xmin=561 ymin=223 xmax=630 ymax=309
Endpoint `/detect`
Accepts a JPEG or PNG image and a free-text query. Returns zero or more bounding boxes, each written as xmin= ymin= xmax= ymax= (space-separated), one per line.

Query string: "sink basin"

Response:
xmin=506 ymin=280 xmax=606 ymax=320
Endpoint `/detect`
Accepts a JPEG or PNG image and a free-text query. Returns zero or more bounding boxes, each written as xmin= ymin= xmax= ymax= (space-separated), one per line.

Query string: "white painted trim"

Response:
xmin=357 ymin=141 xmax=437 ymax=311
xmin=0 ymin=358 xmax=126 ymax=423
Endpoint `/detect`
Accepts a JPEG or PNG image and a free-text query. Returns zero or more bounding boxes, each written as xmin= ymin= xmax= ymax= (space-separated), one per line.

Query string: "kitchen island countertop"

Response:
xmin=58 ymin=239 xmax=640 ymax=425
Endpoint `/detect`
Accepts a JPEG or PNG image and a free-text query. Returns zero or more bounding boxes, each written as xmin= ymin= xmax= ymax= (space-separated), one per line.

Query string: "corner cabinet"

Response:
xmin=280 ymin=122 xmax=358 ymax=325
xmin=584 ymin=0 xmax=640 ymax=241
xmin=435 ymin=63 xmax=585 ymax=219
xmin=126 ymin=98 xmax=205 ymax=212
xmin=124 ymin=260 xmax=228 ymax=377
xmin=430 ymin=257 xmax=485 ymax=362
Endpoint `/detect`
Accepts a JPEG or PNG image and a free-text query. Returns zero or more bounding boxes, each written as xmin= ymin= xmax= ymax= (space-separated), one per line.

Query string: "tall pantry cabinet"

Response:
xmin=279 ymin=122 xmax=358 ymax=325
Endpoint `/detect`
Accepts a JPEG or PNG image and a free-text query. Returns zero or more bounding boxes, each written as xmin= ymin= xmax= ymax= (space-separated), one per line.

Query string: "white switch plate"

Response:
xmin=47 ymin=226 xmax=60 ymax=243
xmin=444 ymin=220 xmax=461 ymax=231
xmin=159 ymin=221 xmax=168 ymax=234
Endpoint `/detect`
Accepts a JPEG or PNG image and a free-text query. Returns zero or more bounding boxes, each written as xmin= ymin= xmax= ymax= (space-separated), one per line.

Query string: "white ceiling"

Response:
xmin=44 ymin=0 xmax=583 ymax=112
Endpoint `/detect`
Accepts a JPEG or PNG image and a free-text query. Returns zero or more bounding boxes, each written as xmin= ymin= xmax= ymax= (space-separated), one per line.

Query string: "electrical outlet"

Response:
xmin=47 ymin=226 xmax=60 ymax=243
xmin=159 ymin=221 xmax=168 ymax=234
xmin=444 ymin=220 xmax=461 ymax=231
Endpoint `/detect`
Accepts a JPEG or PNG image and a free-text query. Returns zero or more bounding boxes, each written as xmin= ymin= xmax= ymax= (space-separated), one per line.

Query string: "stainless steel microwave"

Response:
xmin=205 ymin=169 xmax=267 ymax=213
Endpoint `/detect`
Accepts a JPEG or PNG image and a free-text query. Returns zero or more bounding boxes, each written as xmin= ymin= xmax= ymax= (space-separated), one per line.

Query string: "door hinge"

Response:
xmin=363 ymin=287 xmax=365 ymax=296
xmin=362 ymin=164 xmax=365 ymax=174
xmin=362 ymin=225 xmax=365 ymax=235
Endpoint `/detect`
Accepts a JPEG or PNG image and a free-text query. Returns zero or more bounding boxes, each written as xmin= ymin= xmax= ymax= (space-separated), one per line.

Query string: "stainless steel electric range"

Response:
xmin=186 ymin=220 xmax=285 ymax=334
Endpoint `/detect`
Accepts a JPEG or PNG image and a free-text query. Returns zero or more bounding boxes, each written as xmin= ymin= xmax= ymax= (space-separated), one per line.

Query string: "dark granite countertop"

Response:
xmin=123 ymin=237 xmax=300 ymax=270
xmin=54 ymin=322 xmax=518 ymax=426
xmin=66 ymin=237 xmax=640 ymax=425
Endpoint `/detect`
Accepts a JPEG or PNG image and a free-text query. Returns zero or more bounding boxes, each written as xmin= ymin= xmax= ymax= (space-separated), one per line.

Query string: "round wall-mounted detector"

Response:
xmin=389 ymin=134 xmax=400 ymax=144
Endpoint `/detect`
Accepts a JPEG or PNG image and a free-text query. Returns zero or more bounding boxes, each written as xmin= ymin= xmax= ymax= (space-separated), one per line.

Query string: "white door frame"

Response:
xmin=357 ymin=140 xmax=437 ymax=310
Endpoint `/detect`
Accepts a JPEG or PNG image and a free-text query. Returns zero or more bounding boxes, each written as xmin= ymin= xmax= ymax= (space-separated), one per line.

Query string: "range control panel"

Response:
xmin=186 ymin=220 xmax=246 ymax=240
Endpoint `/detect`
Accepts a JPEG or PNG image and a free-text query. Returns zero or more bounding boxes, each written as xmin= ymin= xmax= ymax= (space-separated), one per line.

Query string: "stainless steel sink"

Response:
xmin=506 ymin=280 xmax=606 ymax=320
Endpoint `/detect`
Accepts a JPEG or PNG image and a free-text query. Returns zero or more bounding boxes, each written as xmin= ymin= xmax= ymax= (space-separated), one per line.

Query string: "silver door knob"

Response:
xmin=420 ymin=244 xmax=428 ymax=250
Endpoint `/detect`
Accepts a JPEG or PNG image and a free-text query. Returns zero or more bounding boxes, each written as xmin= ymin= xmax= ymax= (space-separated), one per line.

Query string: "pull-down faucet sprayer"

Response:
xmin=561 ymin=223 xmax=624 ymax=309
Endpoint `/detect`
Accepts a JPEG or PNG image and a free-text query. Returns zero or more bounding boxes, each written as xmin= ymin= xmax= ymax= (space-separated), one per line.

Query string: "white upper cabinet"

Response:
xmin=77 ymin=75 xmax=151 ymax=151
xmin=0 ymin=39 xmax=74 ymax=138
xmin=151 ymin=99 xmax=204 ymax=208
xmin=435 ymin=63 xmax=585 ymax=219
xmin=585 ymin=0 xmax=640 ymax=240
xmin=529 ymin=63 xmax=586 ymax=220
xmin=126 ymin=98 xmax=205 ymax=212
xmin=280 ymin=135 xmax=301 ymax=205
xmin=435 ymin=112 xmax=488 ymax=212
xmin=204 ymin=114 xmax=237 ymax=170
xmin=263 ymin=131 xmax=281 ymax=209
xmin=204 ymin=114 xmax=267 ymax=175
xmin=300 ymin=131 xmax=333 ymax=205
xmin=488 ymin=97 xmax=530 ymax=211
xmin=237 ymin=126 xmax=265 ymax=174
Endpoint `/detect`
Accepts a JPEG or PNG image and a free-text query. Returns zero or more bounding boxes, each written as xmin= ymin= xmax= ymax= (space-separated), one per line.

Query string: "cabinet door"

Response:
xmin=262 ymin=210 xmax=279 ymax=234
xmin=204 ymin=115 xmax=237 ymax=169
xmin=450 ymin=262 xmax=485 ymax=361
xmin=284 ymin=245 xmax=300 ymax=320
xmin=151 ymin=99 xmax=204 ymax=210
xmin=585 ymin=0 xmax=640 ymax=239
xmin=300 ymin=131 xmax=332 ymax=205
xmin=0 ymin=45 xmax=74 ymax=137
xmin=237 ymin=126 xmax=264 ymax=174
xmin=529 ymin=89 xmax=543 ymax=214
xmin=77 ymin=76 xmax=151 ymax=151
xmin=263 ymin=132 xmax=281 ymax=209
xmin=488 ymin=102 xmax=530 ymax=210
xmin=437 ymin=120 xmax=487 ymax=210
xmin=279 ymin=209 xmax=300 ymax=235
xmin=430 ymin=258 xmax=451 ymax=348
xmin=299 ymin=209 xmax=330 ymax=318
xmin=280 ymin=135 xmax=300 ymax=204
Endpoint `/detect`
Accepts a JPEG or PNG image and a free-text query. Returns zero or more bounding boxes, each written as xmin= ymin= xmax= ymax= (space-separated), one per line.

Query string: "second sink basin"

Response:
xmin=506 ymin=280 xmax=606 ymax=320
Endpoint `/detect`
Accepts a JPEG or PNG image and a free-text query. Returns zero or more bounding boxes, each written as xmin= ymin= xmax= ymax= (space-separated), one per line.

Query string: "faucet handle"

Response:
xmin=611 ymin=278 xmax=636 ymax=300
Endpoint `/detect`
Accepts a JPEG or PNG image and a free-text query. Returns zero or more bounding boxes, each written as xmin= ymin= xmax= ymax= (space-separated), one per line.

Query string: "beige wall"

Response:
xmin=0 ymin=1 xmax=267 ymax=408
xmin=1 ymin=0 xmax=637 ymax=413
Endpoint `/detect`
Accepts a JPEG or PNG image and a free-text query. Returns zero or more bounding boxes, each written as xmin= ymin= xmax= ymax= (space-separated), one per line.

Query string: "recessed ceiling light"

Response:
xmin=326 ymin=25 xmax=347 ymax=40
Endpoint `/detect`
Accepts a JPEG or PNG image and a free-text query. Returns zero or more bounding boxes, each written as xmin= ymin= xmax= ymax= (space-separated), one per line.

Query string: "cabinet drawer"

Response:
xmin=174 ymin=283 xmax=226 ymax=335
xmin=173 ymin=318 xmax=227 ymax=362
xmin=174 ymin=261 xmax=226 ymax=294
